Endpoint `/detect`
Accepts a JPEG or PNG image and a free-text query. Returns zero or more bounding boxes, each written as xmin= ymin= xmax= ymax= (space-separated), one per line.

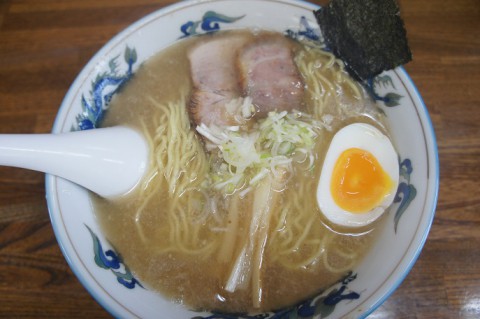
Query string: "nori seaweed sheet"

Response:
xmin=314 ymin=0 xmax=412 ymax=81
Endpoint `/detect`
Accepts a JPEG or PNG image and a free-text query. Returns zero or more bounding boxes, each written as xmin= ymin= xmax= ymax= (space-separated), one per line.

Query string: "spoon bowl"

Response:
xmin=0 ymin=126 xmax=148 ymax=198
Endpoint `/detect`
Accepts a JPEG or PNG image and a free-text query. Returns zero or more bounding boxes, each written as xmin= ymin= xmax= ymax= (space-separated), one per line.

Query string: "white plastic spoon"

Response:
xmin=0 ymin=126 xmax=149 ymax=199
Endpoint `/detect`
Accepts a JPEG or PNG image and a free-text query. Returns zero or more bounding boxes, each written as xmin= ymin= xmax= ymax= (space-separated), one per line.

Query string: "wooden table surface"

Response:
xmin=0 ymin=0 xmax=479 ymax=318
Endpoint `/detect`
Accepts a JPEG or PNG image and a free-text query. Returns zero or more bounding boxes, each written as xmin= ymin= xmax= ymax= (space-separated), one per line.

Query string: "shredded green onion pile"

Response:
xmin=196 ymin=110 xmax=322 ymax=196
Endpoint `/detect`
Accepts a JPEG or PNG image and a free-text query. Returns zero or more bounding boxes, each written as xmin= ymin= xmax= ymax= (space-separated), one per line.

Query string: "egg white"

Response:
xmin=317 ymin=123 xmax=399 ymax=228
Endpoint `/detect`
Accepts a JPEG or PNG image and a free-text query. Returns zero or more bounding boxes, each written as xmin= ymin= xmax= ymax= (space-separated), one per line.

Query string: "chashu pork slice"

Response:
xmin=238 ymin=35 xmax=304 ymax=116
xmin=188 ymin=34 xmax=250 ymax=127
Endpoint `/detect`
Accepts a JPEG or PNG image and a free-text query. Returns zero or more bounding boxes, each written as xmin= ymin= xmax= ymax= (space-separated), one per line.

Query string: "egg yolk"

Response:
xmin=331 ymin=148 xmax=394 ymax=214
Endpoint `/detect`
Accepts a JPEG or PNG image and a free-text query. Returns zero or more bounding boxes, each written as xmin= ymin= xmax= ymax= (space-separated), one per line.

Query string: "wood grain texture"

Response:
xmin=0 ymin=0 xmax=479 ymax=318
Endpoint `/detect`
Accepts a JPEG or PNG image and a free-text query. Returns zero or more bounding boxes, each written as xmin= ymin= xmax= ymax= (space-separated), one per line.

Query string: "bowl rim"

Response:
xmin=45 ymin=0 xmax=440 ymax=318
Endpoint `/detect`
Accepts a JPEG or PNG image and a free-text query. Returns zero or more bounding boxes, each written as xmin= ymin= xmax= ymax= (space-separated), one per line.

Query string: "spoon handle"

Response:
xmin=0 ymin=126 xmax=148 ymax=199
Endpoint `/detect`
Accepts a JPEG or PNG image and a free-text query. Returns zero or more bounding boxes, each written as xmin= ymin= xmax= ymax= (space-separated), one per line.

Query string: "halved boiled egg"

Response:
xmin=317 ymin=123 xmax=399 ymax=228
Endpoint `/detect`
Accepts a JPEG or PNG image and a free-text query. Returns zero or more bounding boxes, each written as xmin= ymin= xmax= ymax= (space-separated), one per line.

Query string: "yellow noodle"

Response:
xmin=134 ymin=93 xmax=216 ymax=256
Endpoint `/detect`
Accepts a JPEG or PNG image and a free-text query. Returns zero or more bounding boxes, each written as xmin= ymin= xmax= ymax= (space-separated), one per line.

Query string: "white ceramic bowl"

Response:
xmin=46 ymin=0 xmax=439 ymax=318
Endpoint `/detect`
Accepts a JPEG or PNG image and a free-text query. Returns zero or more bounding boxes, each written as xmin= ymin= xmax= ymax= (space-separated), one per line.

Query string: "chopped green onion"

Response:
xmin=196 ymin=109 xmax=322 ymax=196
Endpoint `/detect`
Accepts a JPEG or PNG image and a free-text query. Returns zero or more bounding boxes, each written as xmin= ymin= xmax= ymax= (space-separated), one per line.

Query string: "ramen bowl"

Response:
xmin=46 ymin=0 xmax=439 ymax=318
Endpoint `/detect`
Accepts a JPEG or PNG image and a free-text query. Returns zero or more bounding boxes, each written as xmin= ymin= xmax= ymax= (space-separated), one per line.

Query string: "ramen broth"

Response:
xmin=93 ymin=30 xmax=389 ymax=313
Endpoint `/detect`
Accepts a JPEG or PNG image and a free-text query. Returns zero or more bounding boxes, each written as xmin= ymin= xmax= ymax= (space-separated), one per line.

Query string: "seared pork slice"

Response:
xmin=188 ymin=34 xmax=250 ymax=127
xmin=239 ymin=35 xmax=304 ymax=116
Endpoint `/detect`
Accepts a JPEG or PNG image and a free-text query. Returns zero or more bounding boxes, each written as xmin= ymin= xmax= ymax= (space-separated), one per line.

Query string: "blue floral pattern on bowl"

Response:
xmin=394 ymin=158 xmax=417 ymax=232
xmin=86 ymin=225 xmax=143 ymax=289
xmin=76 ymin=47 xmax=137 ymax=130
xmin=367 ymin=75 xmax=404 ymax=107
xmin=76 ymin=10 xmax=418 ymax=318
xmin=180 ymin=11 xmax=245 ymax=37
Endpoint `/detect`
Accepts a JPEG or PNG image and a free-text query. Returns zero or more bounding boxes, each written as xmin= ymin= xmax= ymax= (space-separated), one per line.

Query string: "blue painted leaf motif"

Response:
xmin=308 ymin=272 xmax=359 ymax=318
xmin=366 ymin=75 xmax=403 ymax=107
xmin=113 ymin=268 xmax=143 ymax=289
xmin=75 ymin=46 xmax=136 ymax=131
xmin=181 ymin=21 xmax=201 ymax=37
xmin=108 ymin=56 xmax=119 ymax=74
xmin=383 ymin=92 xmax=403 ymax=107
xmin=86 ymin=224 xmax=118 ymax=269
xmin=314 ymin=297 xmax=335 ymax=319
xmin=394 ymin=183 xmax=417 ymax=232
xmin=325 ymin=272 xmax=359 ymax=304
xmin=101 ymin=250 xmax=121 ymax=270
xmin=323 ymin=286 xmax=360 ymax=305
xmin=201 ymin=11 xmax=245 ymax=32
xmin=124 ymin=46 xmax=137 ymax=66
xmin=296 ymin=299 xmax=317 ymax=317
xmin=393 ymin=159 xmax=417 ymax=232
xmin=86 ymin=225 xmax=143 ymax=289
xmin=78 ymin=96 xmax=96 ymax=130
xmin=399 ymin=158 xmax=413 ymax=181
xmin=286 ymin=16 xmax=322 ymax=42
xmin=374 ymin=75 xmax=396 ymax=89
xmin=180 ymin=11 xmax=245 ymax=37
